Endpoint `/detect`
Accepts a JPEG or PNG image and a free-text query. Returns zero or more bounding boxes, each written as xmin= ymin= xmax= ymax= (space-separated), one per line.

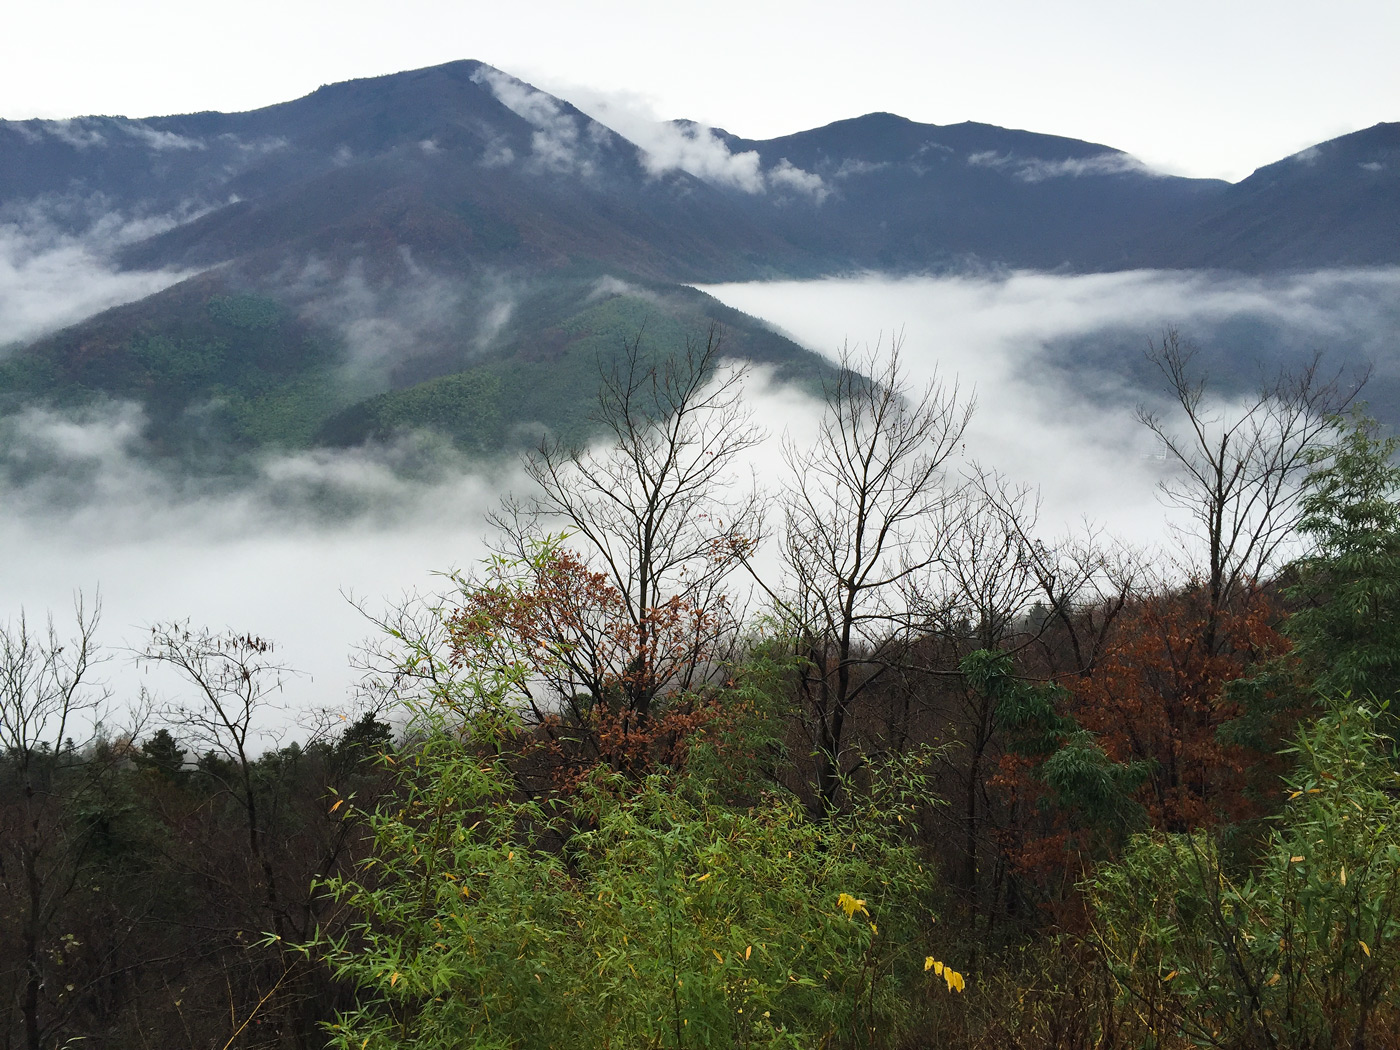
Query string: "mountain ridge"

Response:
xmin=2 ymin=60 xmax=1396 ymax=468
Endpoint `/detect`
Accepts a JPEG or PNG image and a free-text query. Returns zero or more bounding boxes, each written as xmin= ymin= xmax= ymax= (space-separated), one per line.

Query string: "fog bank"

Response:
xmin=702 ymin=269 xmax=1400 ymax=541
xmin=5 ymin=267 xmax=1398 ymax=733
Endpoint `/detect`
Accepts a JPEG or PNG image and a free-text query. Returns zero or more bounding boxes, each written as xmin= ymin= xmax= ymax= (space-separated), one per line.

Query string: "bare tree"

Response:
xmin=349 ymin=588 xmax=459 ymax=713
xmin=920 ymin=473 xmax=1043 ymax=651
xmin=776 ymin=339 xmax=973 ymax=814
xmin=0 ymin=595 xmax=108 ymax=1050
xmin=1136 ymin=328 xmax=1359 ymax=651
xmin=490 ymin=325 xmax=764 ymax=720
xmin=910 ymin=473 xmax=1044 ymax=903
xmin=968 ymin=470 xmax=1142 ymax=678
xmin=139 ymin=624 xmax=295 ymax=937
xmin=916 ymin=471 xmax=1140 ymax=913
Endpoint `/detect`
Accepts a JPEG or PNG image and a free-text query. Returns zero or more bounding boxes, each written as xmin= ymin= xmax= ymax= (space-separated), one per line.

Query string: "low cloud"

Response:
xmin=45 ymin=118 xmax=109 ymax=149
xmin=633 ymin=120 xmax=766 ymax=193
xmin=631 ymin=122 xmax=827 ymax=198
xmin=700 ymin=267 xmax=1400 ymax=544
xmin=0 ymin=197 xmax=196 ymax=347
xmin=218 ymin=131 xmax=290 ymax=158
xmin=516 ymin=80 xmax=827 ymax=198
xmin=286 ymin=252 xmax=521 ymax=387
xmin=966 ymin=149 xmax=1155 ymax=182
xmin=472 ymin=67 xmax=611 ymax=178
xmin=832 ymin=159 xmax=891 ymax=179
xmin=122 ymin=123 xmax=206 ymax=151
xmin=0 ymin=400 xmax=522 ymax=716
xmin=23 ymin=117 xmax=206 ymax=152
xmin=5 ymin=266 xmax=1397 ymax=731
xmin=767 ymin=159 xmax=829 ymax=200
xmin=585 ymin=274 xmax=660 ymax=304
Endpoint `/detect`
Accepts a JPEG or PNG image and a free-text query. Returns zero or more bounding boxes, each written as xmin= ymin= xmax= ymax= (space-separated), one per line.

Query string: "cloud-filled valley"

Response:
xmin=2 ymin=61 xmax=1397 ymax=732
xmin=4 ymin=260 xmax=1399 ymax=720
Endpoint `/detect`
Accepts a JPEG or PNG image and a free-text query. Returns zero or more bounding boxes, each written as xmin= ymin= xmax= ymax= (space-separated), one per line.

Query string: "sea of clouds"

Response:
xmin=4 ymin=198 xmax=1398 ymax=737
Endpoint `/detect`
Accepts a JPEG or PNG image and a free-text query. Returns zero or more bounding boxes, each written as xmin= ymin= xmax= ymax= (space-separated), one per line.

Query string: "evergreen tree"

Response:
xmin=1288 ymin=409 xmax=1400 ymax=705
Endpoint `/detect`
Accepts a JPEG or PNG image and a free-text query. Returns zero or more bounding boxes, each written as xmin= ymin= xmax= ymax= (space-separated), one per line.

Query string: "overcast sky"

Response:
xmin=3 ymin=0 xmax=1396 ymax=182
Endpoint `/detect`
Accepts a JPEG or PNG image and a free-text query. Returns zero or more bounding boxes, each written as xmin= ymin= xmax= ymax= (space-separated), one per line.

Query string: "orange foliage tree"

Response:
xmin=447 ymin=541 xmax=736 ymax=788
xmin=990 ymin=585 xmax=1291 ymax=905
xmin=1065 ymin=586 xmax=1287 ymax=832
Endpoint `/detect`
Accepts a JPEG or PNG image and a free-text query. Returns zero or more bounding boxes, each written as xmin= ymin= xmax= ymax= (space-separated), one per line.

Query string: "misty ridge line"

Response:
xmin=0 ymin=310 xmax=1354 ymax=750
xmin=0 ymin=58 xmax=1392 ymax=481
xmin=3 ymin=57 xmax=1394 ymax=295
xmin=0 ymin=58 xmax=1395 ymax=724
xmin=4 ymin=267 xmax=1398 ymax=528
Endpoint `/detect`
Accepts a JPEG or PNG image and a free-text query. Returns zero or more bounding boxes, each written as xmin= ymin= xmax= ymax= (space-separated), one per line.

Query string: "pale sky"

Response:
xmin=3 ymin=0 xmax=1397 ymax=183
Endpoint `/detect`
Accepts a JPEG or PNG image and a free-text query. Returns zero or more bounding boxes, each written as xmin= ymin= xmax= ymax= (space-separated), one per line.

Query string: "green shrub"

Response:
xmin=1089 ymin=699 xmax=1400 ymax=1048
xmin=308 ymin=605 xmax=960 ymax=1049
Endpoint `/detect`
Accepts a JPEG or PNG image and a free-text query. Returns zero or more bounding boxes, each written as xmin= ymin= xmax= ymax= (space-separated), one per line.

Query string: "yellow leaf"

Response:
xmin=837 ymin=893 xmax=869 ymax=919
xmin=507 ymin=851 xmax=514 ymax=862
xmin=745 ymin=945 xmax=752 ymax=961
xmin=1361 ymin=941 xmax=1372 ymax=957
xmin=924 ymin=957 xmax=935 ymax=972
xmin=1266 ymin=973 xmax=1281 ymax=986
xmin=1340 ymin=867 xmax=1347 ymax=886
xmin=712 ymin=950 xmax=724 ymax=964
xmin=696 ymin=872 xmax=711 ymax=882
xmin=329 ymin=798 xmax=344 ymax=814
xmin=1164 ymin=970 xmax=1178 ymax=982
xmin=390 ymin=972 xmax=400 ymax=987
xmin=1290 ymin=856 xmax=1305 ymax=863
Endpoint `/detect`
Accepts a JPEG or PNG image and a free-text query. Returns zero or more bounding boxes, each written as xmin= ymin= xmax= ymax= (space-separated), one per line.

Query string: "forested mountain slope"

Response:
xmin=1 ymin=60 xmax=1395 ymax=465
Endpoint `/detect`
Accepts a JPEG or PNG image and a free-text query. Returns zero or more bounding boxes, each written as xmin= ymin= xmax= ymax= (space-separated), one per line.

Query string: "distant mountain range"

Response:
xmin=1 ymin=59 xmax=1396 ymax=466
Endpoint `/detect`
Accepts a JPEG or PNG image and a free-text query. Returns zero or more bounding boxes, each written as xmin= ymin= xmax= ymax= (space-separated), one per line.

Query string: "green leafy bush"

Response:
xmin=309 ymin=597 xmax=959 ymax=1049
xmin=1089 ymin=699 xmax=1400 ymax=1048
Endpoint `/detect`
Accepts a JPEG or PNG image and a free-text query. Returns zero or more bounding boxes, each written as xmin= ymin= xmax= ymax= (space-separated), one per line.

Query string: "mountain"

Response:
xmin=1123 ymin=123 xmax=1400 ymax=271
xmin=0 ymin=60 xmax=1251 ymax=280
xmin=707 ymin=112 xmax=1227 ymax=271
xmin=6 ymin=60 xmax=1395 ymax=281
xmin=1 ymin=60 xmax=1396 ymax=469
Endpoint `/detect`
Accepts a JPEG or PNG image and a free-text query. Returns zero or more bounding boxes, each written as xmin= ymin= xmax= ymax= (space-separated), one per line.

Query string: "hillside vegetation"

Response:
xmin=5 ymin=333 xmax=1400 ymax=1049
